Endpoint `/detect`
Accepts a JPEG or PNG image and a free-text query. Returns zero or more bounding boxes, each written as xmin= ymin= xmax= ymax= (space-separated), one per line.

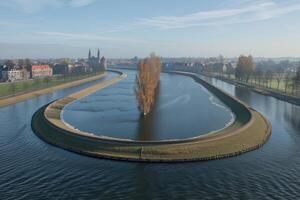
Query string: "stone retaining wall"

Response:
xmin=31 ymin=70 xmax=271 ymax=162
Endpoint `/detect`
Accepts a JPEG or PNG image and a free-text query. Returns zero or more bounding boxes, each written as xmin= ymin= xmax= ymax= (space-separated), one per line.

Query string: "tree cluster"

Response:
xmin=135 ymin=53 xmax=161 ymax=116
xmin=235 ymin=55 xmax=255 ymax=83
xmin=295 ymin=62 xmax=300 ymax=82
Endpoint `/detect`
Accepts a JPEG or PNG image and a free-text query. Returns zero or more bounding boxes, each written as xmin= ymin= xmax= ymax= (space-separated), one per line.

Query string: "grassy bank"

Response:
xmin=32 ymin=70 xmax=271 ymax=162
xmin=208 ymin=72 xmax=300 ymax=106
xmin=0 ymin=72 xmax=106 ymax=108
xmin=214 ymin=73 xmax=297 ymax=95
xmin=0 ymin=72 xmax=102 ymax=98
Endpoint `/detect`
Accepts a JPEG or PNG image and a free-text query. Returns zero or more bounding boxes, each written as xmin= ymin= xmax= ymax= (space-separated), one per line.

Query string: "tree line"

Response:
xmin=220 ymin=55 xmax=300 ymax=95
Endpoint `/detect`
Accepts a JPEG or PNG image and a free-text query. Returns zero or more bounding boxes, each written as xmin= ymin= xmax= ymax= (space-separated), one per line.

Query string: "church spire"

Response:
xmin=88 ymin=49 xmax=91 ymax=59
xmin=97 ymin=49 xmax=100 ymax=60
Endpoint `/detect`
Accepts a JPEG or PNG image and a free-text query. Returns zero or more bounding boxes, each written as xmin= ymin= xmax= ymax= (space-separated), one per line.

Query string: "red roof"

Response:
xmin=32 ymin=65 xmax=51 ymax=70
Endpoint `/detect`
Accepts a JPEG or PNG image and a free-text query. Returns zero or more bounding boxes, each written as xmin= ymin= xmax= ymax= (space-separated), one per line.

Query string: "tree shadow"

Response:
xmin=136 ymin=83 xmax=161 ymax=141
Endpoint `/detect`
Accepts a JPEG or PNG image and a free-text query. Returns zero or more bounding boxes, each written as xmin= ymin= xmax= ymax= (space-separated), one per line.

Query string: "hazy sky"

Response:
xmin=1 ymin=0 xmax=300 ymax=58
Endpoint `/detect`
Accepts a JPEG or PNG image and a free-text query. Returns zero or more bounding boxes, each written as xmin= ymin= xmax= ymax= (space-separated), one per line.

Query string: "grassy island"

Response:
xmin=31 ymin=70 xmax=271 ymax=162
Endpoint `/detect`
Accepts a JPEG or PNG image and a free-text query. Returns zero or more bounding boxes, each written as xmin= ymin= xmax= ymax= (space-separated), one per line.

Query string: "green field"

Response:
xmin=0 ymin=72 xmax=100 ymax=97
xmin=220 ymin=73 xmax=297 ymax=95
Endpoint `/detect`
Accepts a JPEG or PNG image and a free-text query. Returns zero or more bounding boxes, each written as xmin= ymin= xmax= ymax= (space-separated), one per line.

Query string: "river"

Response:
xmin=0 ymin=69 xmax=299 ymax=199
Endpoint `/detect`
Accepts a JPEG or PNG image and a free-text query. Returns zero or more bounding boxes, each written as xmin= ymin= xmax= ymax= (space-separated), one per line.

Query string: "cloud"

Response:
xmin=0 ymin=0 xmax=97 ymax=13
xmin=34 ymin=31 xmax=163 ymax=45
xmin=0 ymin=0 xmax=63 ymax=14
xmin=36 ymin=31 xmax=129 ymax=42
xmin=0 ymin=20 xmax=25 ymax=28
xmin=130 ymin=0 xmax=300 ymax=29
xmin=70 ymin=0 xmax=96 ymax=7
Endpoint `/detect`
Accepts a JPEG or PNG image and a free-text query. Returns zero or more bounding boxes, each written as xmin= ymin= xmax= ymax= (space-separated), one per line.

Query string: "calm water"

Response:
xmin=62 ymin=70 xmax=233 ymax=140
xmin=0 ymin=70 xmax=300 ymax=199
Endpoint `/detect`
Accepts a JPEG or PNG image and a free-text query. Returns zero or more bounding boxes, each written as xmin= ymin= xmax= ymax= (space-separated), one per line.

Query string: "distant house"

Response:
xmin=52 ymin=64 xmax=69 ymax=75
xmin=0 ymin=65 xmax=4 ymax=81
xmin=100 ymin=56 xmax=107 ymax=70
xmin=2 ymin=68 xmax=24 ymax=82
xmin=71 ymin=65 xmax=89 ymax=74
xmin=31 ymin=65 xmax=53 ymax=78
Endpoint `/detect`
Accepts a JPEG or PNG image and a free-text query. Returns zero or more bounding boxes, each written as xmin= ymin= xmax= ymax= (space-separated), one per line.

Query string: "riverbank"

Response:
xmin=204 ymin=73 xmax=300 ymax=106
xmin=32 ymin=70 xmax=271 ymax=162
xmin=0 ymin=72 xmax=106 ymax=108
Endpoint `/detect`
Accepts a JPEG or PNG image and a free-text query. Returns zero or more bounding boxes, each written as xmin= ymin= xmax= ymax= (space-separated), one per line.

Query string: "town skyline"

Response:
xmin=1 ymin=0 xmax=300 ymax=58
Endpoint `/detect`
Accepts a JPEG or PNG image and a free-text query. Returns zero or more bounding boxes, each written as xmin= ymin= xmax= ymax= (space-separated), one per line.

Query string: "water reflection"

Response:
xmin=136 ymin=84 xmax=161 ymax=141
xmin=63 ymin=70 xmax=233 ymax=140
xmin=283 ymin=104 xmax=300 ymax=133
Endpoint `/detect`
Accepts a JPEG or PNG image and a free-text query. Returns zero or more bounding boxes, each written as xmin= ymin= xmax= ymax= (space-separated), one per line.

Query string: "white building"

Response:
xmin=2 ymin=69 xmax=23 ymax=82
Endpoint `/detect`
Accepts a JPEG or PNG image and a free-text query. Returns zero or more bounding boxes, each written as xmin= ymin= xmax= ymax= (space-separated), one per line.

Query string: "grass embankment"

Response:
xmin=210 ymin=73 xmax=300 ymax=106
xmin=32 ymin=70 xmax=271 ymax=162
xmin=45 ymin=71 xmax=127 ymax=135
xmin=216 ymin=73 xmax=296 ymax=95
xmin=0 ymin=72 xmax=103 ymax=97
xmin=0 ymin=72 xmax=106 ymax=108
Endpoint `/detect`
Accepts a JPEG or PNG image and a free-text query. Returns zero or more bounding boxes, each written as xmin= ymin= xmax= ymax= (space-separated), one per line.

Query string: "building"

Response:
xmin=88 ymin=49 xmax=105 ymax=72
xmin=31 ymin=65 xmax=53 ymax=78
xmin=100 ymin=56 xmax=107 ymax=70
xmin=72 ymin=65 xmax=89 ymax=73
xmin=0 ymin=65 xmax=4 ymax=81
xmin=2 ymin=68 xmax=23 ymax=82
xmin=52 ymin=64 xmax=70 ymax=75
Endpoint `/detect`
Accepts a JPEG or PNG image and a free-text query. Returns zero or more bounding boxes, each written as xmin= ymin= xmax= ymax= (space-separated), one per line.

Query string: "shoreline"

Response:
xmin=31 ymin=69 xmax=271 ymax=162
xmin=0 ymin=72 xmax=106 ymax=108
xmin=204 ymin=73 xmax=300 ymax=107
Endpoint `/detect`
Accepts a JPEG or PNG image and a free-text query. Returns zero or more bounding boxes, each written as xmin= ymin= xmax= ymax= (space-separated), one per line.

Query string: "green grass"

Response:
xmin=0 ymin=72 xmax=100 ymax=97
xmin=218 ymin=73 xmax=296 ymax=95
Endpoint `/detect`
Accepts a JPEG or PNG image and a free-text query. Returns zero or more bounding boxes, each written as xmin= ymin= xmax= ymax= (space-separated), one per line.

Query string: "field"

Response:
xmin=219 ymin=73 xmax=297 ymax=95
xmin=0 ymin=72 xmax=101 ymax=97
xmin=0 ymin=72 xmax=105 ymax=108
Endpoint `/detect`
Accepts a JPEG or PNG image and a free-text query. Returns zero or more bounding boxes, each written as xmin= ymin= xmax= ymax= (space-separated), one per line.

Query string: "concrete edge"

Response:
xmin=31 ymin=69 xmax=272 ymax=162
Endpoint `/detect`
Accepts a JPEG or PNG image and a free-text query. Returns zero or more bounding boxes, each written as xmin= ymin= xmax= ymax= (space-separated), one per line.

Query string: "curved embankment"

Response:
xmin=32 ymin=70 xmax=271 ymax=162
xmin=0 ymin=72 xmax=106 ymax=108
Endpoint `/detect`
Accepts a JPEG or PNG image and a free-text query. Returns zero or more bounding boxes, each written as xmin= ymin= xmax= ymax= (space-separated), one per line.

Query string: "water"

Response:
xmin=0 ymin=70 xmax=300 ymax=199
xmin=62 ymin=70 xmax=233 ymax=140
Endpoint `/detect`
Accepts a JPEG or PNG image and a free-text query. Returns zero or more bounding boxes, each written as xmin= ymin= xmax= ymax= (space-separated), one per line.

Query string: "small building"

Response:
xmin=2 ymin=68 xmax=24 ymax=82
xmin=52 ymin=64 xmax=69 ymax=75
xmin=0 ymin=65 xmax=4 ymax=81
xmin=21 ymin=68 xmax=30 ymax=80
xmin=71 ymin=65 xmax=89 ymax=74
xmin=31 ymin=65 xmax=53 ymax=78
xmin=100 ymin=56 xmax=107 ymax=70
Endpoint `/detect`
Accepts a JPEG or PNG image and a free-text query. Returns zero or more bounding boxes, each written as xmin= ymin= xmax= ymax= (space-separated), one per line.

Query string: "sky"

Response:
xmin=1 ymin=0 xmax=300 ymax=59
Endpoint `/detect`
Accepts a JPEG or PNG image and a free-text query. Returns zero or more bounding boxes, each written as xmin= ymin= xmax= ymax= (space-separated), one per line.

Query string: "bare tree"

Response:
xmin=135 ymin=53 xmax=161 ymax=116
xmin=254 ymin=68 xmax=263 ymax=86
xmin=284 ymin=71 xmax=292 ymax=93
xmin=274 ymin=67 xmax=285 ymax=90
xmin=265 ymin=70 xmax=273 ymax=88
xmin=236 ymin=55 xmax=255 ymax=83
